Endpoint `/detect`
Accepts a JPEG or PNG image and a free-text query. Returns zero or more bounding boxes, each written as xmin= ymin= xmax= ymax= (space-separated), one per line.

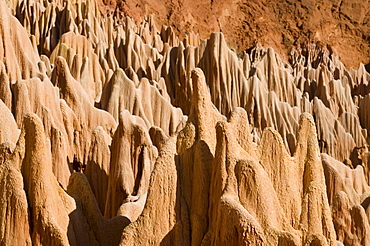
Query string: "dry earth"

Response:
xmin=98 ymin=0 xmax=370 ymax=69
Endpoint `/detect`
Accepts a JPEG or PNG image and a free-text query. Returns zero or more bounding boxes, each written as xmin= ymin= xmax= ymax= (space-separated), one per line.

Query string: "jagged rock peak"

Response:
xmin=0 ymin=0 xmax=369 ymax=245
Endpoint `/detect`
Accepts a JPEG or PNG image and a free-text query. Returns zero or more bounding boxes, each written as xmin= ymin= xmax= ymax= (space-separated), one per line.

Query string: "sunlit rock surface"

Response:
xmin=1 ymin=0 xmax=370 ymax=245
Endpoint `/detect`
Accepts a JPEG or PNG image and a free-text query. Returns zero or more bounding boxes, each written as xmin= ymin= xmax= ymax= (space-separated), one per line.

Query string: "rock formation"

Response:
xmin=100 ymin=0 xmax=370 ymax=69
xmin=0 ymin=0 xmax=369 ymax=245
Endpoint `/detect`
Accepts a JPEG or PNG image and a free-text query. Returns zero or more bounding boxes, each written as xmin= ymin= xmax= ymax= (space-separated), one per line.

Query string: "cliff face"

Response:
xmin=0 ymin=0 xmax=370 ymax=245
xmin=98 ymin=0 xmax=370 ymax=69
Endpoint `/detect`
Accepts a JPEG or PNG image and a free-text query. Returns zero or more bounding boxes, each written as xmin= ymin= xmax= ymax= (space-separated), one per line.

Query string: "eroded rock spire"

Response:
xmin=0 ymin=0 xmax=369 ymax=245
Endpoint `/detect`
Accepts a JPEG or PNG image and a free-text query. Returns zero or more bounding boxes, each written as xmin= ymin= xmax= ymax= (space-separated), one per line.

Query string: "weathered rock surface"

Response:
xmin=99 ymin=0 xmax=370 ymax=69
xmin=0 ymin=0 xmax=370 ymax=245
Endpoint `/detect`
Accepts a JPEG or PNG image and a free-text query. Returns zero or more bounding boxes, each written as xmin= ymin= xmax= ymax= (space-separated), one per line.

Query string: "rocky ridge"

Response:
xmin=0 ymin=0 xmax=370 ymax=245
xmin=98 ymin=0 xmax=370 ymax=69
